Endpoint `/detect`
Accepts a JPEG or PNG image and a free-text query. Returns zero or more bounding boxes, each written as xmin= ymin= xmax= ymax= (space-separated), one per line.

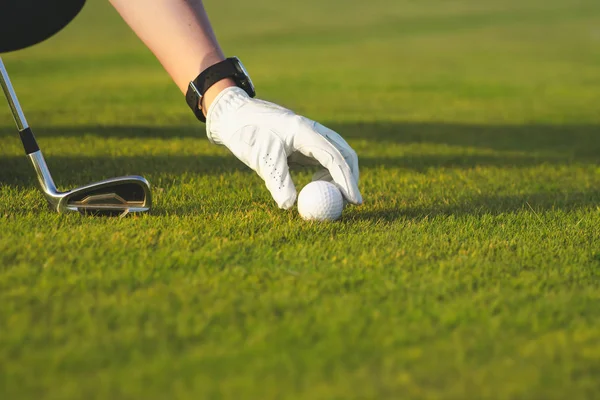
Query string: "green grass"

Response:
xmin=1 ymin=0 xmax=600 ymax=398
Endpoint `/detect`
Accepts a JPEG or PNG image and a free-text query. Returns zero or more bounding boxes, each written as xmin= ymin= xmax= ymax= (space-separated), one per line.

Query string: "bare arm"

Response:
xmin=109 ymin=0 xmax=234 ymax=110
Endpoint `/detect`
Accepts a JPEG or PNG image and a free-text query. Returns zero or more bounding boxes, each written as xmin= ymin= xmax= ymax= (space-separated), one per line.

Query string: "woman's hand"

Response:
xmin=206 ymin=87 xmax=362 ymax=209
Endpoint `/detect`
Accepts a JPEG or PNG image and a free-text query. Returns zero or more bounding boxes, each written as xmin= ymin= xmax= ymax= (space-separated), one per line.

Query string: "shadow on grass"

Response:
xmin=0 ymin=154 xmax=248 ymax=188
xmin=346 ymin=190 xmax=600 ymax=223
xmin=1 ymin=122 xmax=599 ymax=218
xmin=0 ymin=151 xmax=590 ymax=188
xmin=1 ymin=122 xmax=599 ymax=156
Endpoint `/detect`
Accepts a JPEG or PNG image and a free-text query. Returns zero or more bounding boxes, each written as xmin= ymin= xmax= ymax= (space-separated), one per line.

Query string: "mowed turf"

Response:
xmin=1 ymin=0 xmax=600 ymax=398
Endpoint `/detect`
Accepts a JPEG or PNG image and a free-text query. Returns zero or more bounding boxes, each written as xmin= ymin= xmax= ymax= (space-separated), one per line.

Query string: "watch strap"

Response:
xmin=186 ymin=58 xmax=252 ymax=123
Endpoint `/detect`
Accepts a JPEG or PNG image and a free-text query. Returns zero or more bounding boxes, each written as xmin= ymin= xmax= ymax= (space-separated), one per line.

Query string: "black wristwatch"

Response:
xmin=185 ymin=56 xmax=256 ymax=123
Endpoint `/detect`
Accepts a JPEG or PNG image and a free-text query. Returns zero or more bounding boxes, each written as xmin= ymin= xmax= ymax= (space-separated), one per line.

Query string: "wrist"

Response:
xmin=205 ymin=86 xmax=251 ymax=145
xmin=186 ymin=57 xmax=255 ymax=123
xmin=200 ymin=77 xmax=236 ymax=117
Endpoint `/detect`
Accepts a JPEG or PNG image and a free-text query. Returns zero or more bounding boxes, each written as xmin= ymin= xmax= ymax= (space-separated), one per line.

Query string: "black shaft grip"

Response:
xmin=19 ymin=127 xmax=39 ymax=155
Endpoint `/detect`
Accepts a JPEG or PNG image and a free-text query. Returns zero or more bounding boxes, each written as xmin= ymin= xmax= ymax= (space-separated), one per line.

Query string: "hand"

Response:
xmin=206 ymin=87 xmax=362 ymax=209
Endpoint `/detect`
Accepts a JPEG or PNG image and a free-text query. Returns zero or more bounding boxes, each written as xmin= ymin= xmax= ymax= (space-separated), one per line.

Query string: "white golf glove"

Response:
xmin=206 ymin=87 xmax=362 ymax=209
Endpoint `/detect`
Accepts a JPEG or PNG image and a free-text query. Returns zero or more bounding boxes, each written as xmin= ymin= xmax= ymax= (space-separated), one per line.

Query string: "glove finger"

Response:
xmin=312 ymin=122 xmax=360 ymax=184
xmin=294 ymin=123 xmax=363 ymax=205
xmin=226 ymin=126 xmax=297 ymax=209
xmin=288 ymin=152 xmax=319 ymax=168
xmin=262 ymin=154 xmax=297 ymax=209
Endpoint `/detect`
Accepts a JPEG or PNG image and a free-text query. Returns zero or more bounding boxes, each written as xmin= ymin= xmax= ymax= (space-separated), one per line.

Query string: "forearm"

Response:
xmin=109 ymin=0 xmax=227 ymax=94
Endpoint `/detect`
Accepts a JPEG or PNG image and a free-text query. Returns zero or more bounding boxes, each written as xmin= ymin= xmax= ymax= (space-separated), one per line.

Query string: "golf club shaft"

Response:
xmin=0 ymin=56 xmax=57 ymax=195
xmin=0 ymin=56 xmax=40 ymax=155
xmin=0 ymin=57 xmax=29 ymax=130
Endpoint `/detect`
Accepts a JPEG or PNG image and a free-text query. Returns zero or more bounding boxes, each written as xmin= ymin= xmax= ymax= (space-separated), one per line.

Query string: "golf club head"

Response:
xmin=0 ymin=0 xmax=86 ymax=53
xmin=57 ymin=176 xmax=152 ymax=217
xmin=26 ymin=146 xmax=152 ymax=217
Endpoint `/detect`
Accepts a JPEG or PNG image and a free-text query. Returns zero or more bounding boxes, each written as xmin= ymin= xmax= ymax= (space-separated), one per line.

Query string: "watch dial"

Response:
xmin=232 ymin=57 xmax=255 ymax=96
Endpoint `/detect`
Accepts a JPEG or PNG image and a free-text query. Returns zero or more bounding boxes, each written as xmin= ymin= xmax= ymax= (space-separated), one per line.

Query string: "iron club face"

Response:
xmin=60 ymin=178 xmax=151 ymax=216
xmin=28 ymin=151 xmax=151 ymax=216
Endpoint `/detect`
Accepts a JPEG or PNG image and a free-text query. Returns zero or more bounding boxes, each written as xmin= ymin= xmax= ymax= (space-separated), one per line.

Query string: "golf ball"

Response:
xmin=297 ymin=181 xmax=344 ymax=221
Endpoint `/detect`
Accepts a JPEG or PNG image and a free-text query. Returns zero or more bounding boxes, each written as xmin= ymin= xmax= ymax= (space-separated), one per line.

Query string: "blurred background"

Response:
xmin=1 ymin=0 xmax=599 ymax=128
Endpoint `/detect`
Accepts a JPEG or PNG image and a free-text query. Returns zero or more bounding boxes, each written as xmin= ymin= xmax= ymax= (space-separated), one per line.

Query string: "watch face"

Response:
xmin=232 ymin=57 xmax=255 ymax=96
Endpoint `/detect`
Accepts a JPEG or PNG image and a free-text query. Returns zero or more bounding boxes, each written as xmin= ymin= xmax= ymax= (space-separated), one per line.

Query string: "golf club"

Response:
xmin=0 ymin=57 xmax=152 ymax=216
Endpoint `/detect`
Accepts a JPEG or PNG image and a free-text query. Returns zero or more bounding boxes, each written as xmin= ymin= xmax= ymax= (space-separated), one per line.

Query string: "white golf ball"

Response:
xmin=297 ymin=181 xmax=344 ymax=221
